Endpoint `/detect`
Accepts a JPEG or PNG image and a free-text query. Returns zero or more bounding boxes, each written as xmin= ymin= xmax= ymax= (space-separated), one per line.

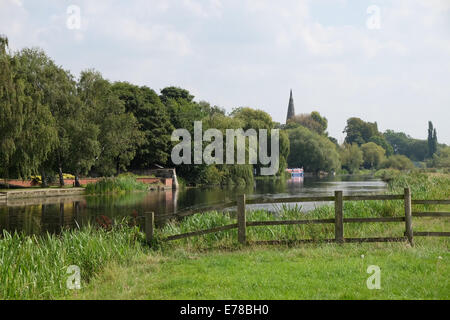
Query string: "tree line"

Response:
xmin=283 ymin=113 xmax=447 ymax=175
xmin=0 ymin=36 xmax=288 ymax=186
xmin=1 ymin=36 xmax=448 ymax=187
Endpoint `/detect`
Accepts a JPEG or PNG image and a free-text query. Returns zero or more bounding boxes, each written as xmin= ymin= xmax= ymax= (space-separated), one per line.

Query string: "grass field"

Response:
xmin=74 ymin=240 xmax=448 ymax=300
xmin=73 ymin=171 xmax=449 ymax=300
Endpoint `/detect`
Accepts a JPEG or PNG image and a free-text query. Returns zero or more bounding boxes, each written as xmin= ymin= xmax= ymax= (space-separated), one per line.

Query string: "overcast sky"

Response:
xmin=1 ymin=0 xmax=449 ymax=144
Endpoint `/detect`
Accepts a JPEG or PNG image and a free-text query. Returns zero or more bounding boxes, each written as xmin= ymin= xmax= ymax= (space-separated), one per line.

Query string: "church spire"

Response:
xmin=286 ymin=89 xmax=295 ymax=123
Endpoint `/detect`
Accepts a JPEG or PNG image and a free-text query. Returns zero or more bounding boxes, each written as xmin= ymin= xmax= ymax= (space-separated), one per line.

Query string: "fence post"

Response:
xmin=237 ymin=194 xmax=246 ymax=245
xmin=404 ymin=188 xmax=414 ymax=246
xmin=334 ymin=191 xmax=344 ymax=244
xmin=145 ymin=211 xmax=155 ymax=245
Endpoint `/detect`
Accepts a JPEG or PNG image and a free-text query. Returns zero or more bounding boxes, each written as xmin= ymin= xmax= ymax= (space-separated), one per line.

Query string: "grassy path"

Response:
xmin=73 ymin=240 xmax=449 ymax=300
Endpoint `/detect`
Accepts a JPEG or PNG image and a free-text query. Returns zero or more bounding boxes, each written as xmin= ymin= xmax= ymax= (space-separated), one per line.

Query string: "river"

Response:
xmin=0 ymin=175 xmax=387 ymax=235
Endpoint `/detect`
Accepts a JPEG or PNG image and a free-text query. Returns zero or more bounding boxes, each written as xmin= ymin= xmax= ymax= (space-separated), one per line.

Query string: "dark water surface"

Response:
xmin=0 ymin=175 xmax=386 ymax=235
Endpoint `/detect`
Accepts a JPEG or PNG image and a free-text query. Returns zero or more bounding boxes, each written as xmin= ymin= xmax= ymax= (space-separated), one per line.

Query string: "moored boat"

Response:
xmin=286 ymin=168 xmax=304 ymax=178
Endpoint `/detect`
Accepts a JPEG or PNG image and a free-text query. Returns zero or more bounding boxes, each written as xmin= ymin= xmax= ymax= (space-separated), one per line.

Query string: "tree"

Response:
xmin=369 ymin=135 xmax=393 ymax=156
xmin=231 ymin=107 xmax=274 ymax=131
xmin=231 ymin=107 xmax=288 ymax=176
xmin=287 ymin=111 xmax=327 ymax=135
xmin=160 ymin=86 xmax=194 ymax=103
xmin=428 ymin=146 xmax=450 ymax=168
xmin=343 ymin=117 xmax=379 ymax=145
xmin=287 ymin=126 xmax=340 ymax=173
xmin=380 ymin=155 xmax=414 ymax=170
xmin=384 ymin=130 xmax=428 ymax=161
xmin=361 ymin=142 xmax=386 ymax=169
xmin=65 ymin=117 xmax=100 ymax=186
xmin=14 ymin=48 xmax=86 ymax=186
xmin=112 ymin=82 xmax=174 ymax=168
xmin=78 ymin=70 xmax=144 ymax=177
xmin=340 ymin=144 xmax=364 ymax=173
xmin=427 ymin=121 xmax=438 ymax=158
xmin=10 ymin=47 xmax=59 ymax=181
xmin=0 ymin=36 xmax=23 ymax=182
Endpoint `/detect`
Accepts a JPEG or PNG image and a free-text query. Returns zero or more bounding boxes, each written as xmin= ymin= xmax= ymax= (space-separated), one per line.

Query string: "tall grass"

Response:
xmin=157 ymin=172 xmax=450 ymax=250
xmin=0 ymin=221 xmax=146 ymax=300
xmin=85 ymin=175 xmax=148 ymax=195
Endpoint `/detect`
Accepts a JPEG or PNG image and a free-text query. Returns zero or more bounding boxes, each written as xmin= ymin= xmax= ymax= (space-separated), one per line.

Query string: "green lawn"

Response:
xmin=73 ymin=239 xmax=449 ymax=300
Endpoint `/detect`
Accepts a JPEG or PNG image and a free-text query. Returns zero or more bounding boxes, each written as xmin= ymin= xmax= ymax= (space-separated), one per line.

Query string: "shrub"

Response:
xmin=85 ymin=175 xmax=148 ymax=194
xmin=380 ymin=155 xmax=414 ymax=170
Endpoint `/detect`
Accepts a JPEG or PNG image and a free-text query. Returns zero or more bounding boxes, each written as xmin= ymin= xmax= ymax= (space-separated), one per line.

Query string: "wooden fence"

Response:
xmin=143 ymin=188 xmax=450 ymax=247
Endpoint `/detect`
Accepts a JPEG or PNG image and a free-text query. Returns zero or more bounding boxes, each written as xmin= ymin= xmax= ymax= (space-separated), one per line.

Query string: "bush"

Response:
xmin=380 ymin=155 xmax=414 ymax=170
xmin=85 ymin=175 xmax=148 ymax=194
xmin=374 ymin=168 xmax=400 ymax=182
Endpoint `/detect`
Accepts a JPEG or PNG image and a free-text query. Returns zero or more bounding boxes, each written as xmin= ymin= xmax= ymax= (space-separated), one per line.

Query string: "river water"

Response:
xmin=0 ymin=175 xmax=387 ymax=235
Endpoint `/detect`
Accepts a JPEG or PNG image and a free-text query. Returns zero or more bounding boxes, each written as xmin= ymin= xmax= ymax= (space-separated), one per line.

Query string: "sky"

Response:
xmin=1 ymin=0 xmax=450 ymax=144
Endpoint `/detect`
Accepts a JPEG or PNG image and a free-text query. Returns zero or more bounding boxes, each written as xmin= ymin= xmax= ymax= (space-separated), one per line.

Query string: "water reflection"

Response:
xmin=0 ymin=175 xmax=386 ymax=235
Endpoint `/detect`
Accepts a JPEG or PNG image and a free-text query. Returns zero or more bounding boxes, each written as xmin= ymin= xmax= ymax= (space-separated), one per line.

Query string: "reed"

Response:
xmin=157 ymin=172 xmax=450 ymax=249
xmin=0 ymin=221 xmax=146 ymax=300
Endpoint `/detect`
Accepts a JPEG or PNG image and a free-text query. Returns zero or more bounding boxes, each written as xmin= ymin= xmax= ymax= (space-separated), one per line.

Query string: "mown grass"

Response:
xmin=85 ymin=175 xmax=148 ymax=195
xmin=0 ymin=221 xmax=146 ymax=300
xmin=75 ymin=240 xmax=448 ymax=300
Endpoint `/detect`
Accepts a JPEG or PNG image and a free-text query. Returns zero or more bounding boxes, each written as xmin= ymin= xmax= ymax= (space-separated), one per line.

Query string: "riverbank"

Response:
xmin=0 ymin=171 xmax=448 ymax=300
xmin=0 ymin=187 xmax=85 ymax=203
xmin=0 ymin=176 xmax=173 ymax=203
xmin=73 ymin=171 xmax=450 ymax=300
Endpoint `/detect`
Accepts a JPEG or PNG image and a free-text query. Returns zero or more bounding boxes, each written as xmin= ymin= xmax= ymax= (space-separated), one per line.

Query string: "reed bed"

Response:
xmin=0 ymin=221 xmax=146 ymax=300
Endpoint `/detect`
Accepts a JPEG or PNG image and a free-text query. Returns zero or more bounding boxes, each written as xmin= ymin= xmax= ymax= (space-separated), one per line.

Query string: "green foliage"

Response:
xmin=1 ymin=36 xmax=443 ymax=188
xmin=158 ymin=172 xmax=450 ymax=251
xmin=112 ymin=82 xmax=174 ymax=168
xmin=428 ymin=121 xmax=438 ymax=158
xmin=231 ymin=107 xmax=287 ymax=176
xmin=231 ymin=107 xmax=274 ymax=131
xmin=0 ymin=222 xmax=145 ymax=299
xmin=384 ymin=130 xmax=428 ymax=161
xmin=361 ymin=142 xmax=386 ymax=169
xmin=374 ymin=168 xmax=401 ymax=182
xmin=8 ymin=47 xmax=59 ymax=179
xmin=288 ymin=111 xmax=328 ymax=135
xmin=427 ymin=146 xmax=450 ymax=169
xmin=0 ymin=36 xmax=21 ymax=179
xmin=287 ymin=126 xmax=340 ymax=173
xmin=78 ymin=70 xmax=144 ymax=176
xmin=85 ymin=175 xmax=148 ymax=194
xmin=340 ymin=144 xmax=364 ymax=173
xmin=343 ymin=117 xmax=379 ymax=146
xmin=160 ymin=86 xmax=194 ymax=103
xmin=380 ymin=155 xmax=415 ymax=170
xmin=369 ymin=135 xmax=393 ymax=156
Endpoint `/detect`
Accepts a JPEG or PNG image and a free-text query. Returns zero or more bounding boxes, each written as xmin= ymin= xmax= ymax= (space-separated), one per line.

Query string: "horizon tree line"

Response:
xmin=1 ymin=36 xmax=448 ymax=186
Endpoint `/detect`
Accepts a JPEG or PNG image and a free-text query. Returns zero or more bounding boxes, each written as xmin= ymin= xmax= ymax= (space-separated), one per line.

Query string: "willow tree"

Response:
xmin=13 ymin=48 xmax=85 ymax=186
xmin=0 ymin=36 xmax=23 ymax=183
xmin=12 ymin=48 xmax=58 ymax=181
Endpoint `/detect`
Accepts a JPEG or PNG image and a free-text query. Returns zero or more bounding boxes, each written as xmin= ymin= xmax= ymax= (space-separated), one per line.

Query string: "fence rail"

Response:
xmin=143 ymin=188 xmax=449 ymax=247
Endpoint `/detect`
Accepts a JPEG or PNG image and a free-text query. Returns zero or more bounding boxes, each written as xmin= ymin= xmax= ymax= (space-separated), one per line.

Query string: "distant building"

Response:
xmin=286 ymin=89 xmax=295 ymax=124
